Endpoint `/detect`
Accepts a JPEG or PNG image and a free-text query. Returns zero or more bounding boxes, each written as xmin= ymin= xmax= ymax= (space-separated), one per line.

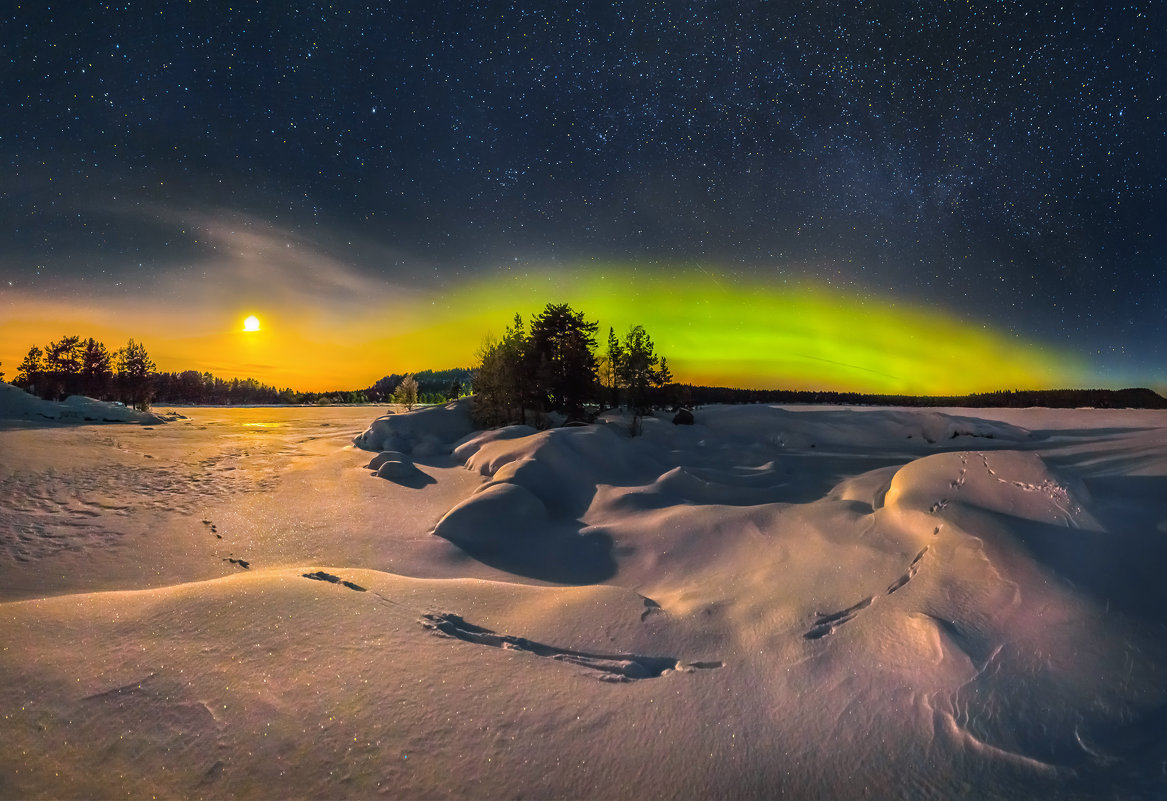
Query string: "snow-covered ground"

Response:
xmin=2 ymin=399 xmax=1166 ymax=799
xmin=0 ymin=381 xmax=172 ymax=424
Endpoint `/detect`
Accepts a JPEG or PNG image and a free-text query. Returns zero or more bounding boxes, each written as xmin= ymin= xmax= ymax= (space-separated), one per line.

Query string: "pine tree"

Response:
xmin=603 ymin=326 xmax=624 ymax=409
xmin=116 ymin=339 xmax=156 ymax=411
xmin=614 ymin=325 xmax=672 ymax=434
xmin=472 ymin=313 xmax=529 ymax=426
xmin=15 ymin=346 xmax=43 ymax=391
xmin=617 ymin=325 xmax=660 ymax=412
xmin=524 ymin=303 xmax=598 ymax=419
xmin=44 ymin=335 xmax=82 ymax=399
xmin=80 ymin=338 xmax=113 ymax=399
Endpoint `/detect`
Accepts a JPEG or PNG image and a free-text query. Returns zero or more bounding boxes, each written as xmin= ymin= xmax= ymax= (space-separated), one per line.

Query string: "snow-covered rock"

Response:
xmin=352 ymin=397 xmax=475 ymax=455
xmin=0 ymin=383 xmax=166 ymax=424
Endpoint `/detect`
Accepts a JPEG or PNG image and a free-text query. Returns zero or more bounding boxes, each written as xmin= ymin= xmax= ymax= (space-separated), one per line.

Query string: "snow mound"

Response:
xmin=884 ymin=449 xmax=1097 ymax=530
xmin=451 ymin=424 xmax=539 ymax=462
xmin=433 ymin=482 xmax=548 ymax=547
xmin=458 ymin=424 xmax=661 ymax=514
xmin=443 ymin=406 xmax=1030 ymax=519
xmin=374 ymin=457 xmax=416 ymax=480
xmin=611 ymin=465 xmax=790 ymax=509
xmin=365 ymin=450 xmax=409 ymax=470
xmin=0 ymin=383 xmax=166 ymax=424
xmin=352 ymin=397 xmax=475 ymax=455
xmin=692 ymin=405 xmax=1030 ymax=449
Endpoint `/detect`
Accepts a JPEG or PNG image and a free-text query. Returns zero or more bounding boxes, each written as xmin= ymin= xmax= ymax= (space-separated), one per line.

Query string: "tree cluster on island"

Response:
xmin=11 ymin=336 xmax=156 ymax=411
xmin=6 ymin=334 xmax=475 ymax=409
xmin=472 ymin=302 xmax=673 ymax=432
xmin=8 ymin=337 xmax=373 ymax=408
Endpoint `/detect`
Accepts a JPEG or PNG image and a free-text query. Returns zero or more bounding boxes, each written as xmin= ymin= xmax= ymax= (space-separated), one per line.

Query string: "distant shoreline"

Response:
xmin=677 ymin=386 xmax=1167 ymax=410
xmin=161 ymin=385 xmax=1167 ymax=412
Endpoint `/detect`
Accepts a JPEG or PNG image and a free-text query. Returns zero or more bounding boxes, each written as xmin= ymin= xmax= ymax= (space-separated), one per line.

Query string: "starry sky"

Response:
xmin=2 ymin=2 xmax=1164 ymax=393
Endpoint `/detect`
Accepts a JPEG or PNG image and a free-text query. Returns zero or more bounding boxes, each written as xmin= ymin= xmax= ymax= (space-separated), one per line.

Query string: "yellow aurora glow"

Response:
xmin=0 ymin=264 xmax=1087 ymax=394
xmin=415 ymin=268 xmax=1086 ymax=394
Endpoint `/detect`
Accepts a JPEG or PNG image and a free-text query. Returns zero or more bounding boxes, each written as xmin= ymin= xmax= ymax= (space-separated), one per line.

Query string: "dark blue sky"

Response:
xmin=3 ymin=1 xmax=1165 ymax=386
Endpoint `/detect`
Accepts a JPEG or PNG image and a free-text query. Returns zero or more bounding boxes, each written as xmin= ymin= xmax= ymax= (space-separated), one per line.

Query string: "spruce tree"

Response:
xmin=393 ymin=373 xmax=419 ymax=410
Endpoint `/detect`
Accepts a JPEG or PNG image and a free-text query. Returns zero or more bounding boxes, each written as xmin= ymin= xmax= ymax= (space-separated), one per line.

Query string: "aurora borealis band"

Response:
xmin=2 ymin=3 xmax=1164 ymax=394
xmin=0 ymin=243 xmax=1086 ymax=394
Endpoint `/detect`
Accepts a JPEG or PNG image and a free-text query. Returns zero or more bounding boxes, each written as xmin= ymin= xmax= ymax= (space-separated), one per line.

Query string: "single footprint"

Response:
xmin=640 ymin=597 xmax=663 ymax=621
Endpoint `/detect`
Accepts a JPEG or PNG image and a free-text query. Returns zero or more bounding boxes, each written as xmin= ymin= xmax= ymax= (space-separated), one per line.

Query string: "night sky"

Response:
xmin=2 ymin=2 xmax=1164 ymax=392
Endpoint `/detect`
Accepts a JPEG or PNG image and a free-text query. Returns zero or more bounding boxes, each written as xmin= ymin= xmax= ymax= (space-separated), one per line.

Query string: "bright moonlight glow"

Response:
xmin=243 ymin=315 xmax=261 ymax=332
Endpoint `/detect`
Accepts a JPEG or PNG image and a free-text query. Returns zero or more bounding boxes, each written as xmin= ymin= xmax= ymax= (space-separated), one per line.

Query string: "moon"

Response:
xmin=243 ymin=315 xmax=261 ymax=332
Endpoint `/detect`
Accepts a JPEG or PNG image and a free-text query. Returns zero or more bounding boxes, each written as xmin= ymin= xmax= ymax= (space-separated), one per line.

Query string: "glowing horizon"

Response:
xmin=0 ymin=262 xmax=1115 ymax=396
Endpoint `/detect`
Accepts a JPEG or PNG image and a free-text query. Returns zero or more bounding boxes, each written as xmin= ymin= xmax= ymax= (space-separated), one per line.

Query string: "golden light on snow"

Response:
xmin=243 ymin=315 xmax=261 ymax=332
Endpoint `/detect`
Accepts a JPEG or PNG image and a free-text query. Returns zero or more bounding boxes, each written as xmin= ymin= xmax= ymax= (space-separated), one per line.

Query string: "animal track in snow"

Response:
xmin=302 ymin=571 xmax=367 ymax=592
xmin=421 ymin=612 xmax=721 ymax=682
xmin=950 ymin=454 xmax=969 ymax=489
xmin=640 ymin=597 xmax=663 ymax=621
xmin=886 ymin=547 xmax=929 ymax=595
xmin=805 ymin=546 xmax=932 ymax=639
xmin=804 ymin=596 xmax=875 ymax=640
xmin=976 ymin=452 xmax=1080 ymax=525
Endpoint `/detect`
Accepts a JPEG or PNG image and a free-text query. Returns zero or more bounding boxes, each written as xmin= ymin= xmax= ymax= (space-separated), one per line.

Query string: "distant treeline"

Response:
xmin=367 ymin=368 xmax=472 ymax=405
xmin=5 ymin=333 xmax=475 ymax=407
xmin=9 ymin=334 xmax=1164 ymax=412
xmin=679 ymin=386 xmax=1167 ymax=409
xmin=154 ymin=367 xmax=474 ymax=406
xmin=153 ymin=368 xmax=473 ymax=406
xmin=152 ymin=372 xmax=332 ymax=405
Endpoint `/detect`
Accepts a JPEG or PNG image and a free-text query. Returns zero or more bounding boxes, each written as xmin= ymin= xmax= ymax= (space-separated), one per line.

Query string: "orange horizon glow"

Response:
xmin=0 ymin=261 xmax=1113 ymax=395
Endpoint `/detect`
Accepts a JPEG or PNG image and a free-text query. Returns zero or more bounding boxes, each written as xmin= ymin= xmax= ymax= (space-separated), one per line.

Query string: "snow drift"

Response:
xmin=352 ymin=396 xmax=475 ymax=455
xmin=0 ymin=382 xmax=167 ymax=424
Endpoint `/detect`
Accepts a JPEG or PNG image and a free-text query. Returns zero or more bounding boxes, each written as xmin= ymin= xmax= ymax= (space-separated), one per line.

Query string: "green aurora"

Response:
xmin=424 ymin=267 xmax=1086 ymax=395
